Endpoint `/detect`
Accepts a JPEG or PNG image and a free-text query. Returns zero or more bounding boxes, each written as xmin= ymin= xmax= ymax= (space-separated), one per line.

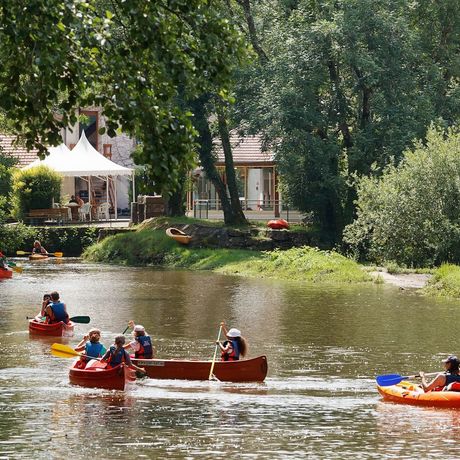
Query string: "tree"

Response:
xmin=343 ymin=126 xmax=460 ymax=267
xmin=0 ymin=0 xmax=247 ymax=198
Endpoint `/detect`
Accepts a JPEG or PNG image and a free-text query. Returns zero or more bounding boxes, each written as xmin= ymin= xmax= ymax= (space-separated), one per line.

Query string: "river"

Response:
xmin=1 ymin=259 xmax=460 ymax=459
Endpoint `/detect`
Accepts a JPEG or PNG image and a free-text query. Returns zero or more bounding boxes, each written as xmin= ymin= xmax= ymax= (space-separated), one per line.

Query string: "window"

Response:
xmin=79 ymin=110 xmax=98 ymax=150
xmin=103 ymin=144 xmax=112 ymax=159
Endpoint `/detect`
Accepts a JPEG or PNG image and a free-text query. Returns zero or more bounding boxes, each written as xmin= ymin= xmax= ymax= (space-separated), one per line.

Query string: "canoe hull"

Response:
xmin=0 ymin=269 xmax=12 ymax=279
xmin=132 ymin=355 xmax=268 ymax=382
xmin=69 ymin=361 xmax=136 ymax=391
xmin=377 ymin=381 xmax=460 ymax=408
xmin=267 ymin=219 xmax=289 ymax=230
xmin=28 ymin=319 xmax=75 ymax=337
xmin=166 ymin=227 xmax=192 ymax=245
xmin=29 ymin=254 xmax=49 ymax=261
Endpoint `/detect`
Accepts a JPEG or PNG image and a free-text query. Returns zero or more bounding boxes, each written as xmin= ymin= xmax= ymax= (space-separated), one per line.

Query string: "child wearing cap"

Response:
xmin=419 ymin=355 xmax=460 ymax=391
xmin=217 ymin=322 xmax=248 ymax=361
xmin=124 ymin=323 xmax=154 ymax=359
xmin=75 ymin=328 xmax=107 ymax=368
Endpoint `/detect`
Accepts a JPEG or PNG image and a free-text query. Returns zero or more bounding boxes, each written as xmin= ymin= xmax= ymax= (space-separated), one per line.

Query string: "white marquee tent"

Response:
xmin=23 ymin=132 xmax=134 ymax=219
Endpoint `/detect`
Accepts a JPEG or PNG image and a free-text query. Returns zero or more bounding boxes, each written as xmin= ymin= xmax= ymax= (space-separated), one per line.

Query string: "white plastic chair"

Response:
xmin=78 ymin=202 xmax=91 ymax=221
xmin=97 ymin=202 xmax=111 ymax=220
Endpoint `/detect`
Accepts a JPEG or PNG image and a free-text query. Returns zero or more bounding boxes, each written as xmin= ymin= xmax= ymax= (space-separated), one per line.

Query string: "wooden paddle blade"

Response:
xmin=376 ymin=374 xmax=404 ymax=386
xmin=51 ymin=343 xmax=79 ymax=358
xmin=69 ymin=316 xmax=90 ymax=324
xmin=51 ymin=252 xmax=63 ymax=257
xmin=16 ymin=250 xmax=31 ymax=255
xmin=11 ymin=266 xmax=23 ymax=273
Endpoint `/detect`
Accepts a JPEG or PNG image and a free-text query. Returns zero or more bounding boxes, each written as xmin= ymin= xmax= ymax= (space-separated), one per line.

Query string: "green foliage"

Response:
xmin=11 ymin=166 xmax=62 ymax=219
xmin=0 ymin=224 xmax=98 ymax=256
xmin=0 ymin=151 xmax=17 ymax=220
xmin=424 ymin=264 xmax=460 ymax=299
xmin=0 ymin=1 xmax=247 ymax=196
xmin=343 ymin=126 xmax=460 ymax=267
xmin=84 ymin=228 xmax=370 ymax=284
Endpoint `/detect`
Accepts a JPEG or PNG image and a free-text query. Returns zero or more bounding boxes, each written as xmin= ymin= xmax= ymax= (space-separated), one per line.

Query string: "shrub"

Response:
xmin=343 ymin=126 xmax=460 ymax=267
xmin=11 ymin=165 xmax=62 ymax=220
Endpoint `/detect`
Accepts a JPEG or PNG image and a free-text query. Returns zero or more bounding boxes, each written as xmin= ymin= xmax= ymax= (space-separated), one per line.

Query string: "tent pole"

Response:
xmin=114 ymin=176 xmax=118 ymax=220
xmin=132 ymin=171 xmax=136 ymax=206
xmin=88 ymin=175 xmax=92 ymax=222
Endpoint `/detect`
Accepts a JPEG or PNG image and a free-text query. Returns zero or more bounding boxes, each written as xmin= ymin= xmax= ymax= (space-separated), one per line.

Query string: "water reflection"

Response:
xmin=2 ymin=260 xmax=460 ymax=458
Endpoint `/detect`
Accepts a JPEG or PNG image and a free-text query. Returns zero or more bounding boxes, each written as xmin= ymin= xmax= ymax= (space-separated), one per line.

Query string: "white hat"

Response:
xmin=226 ymin=328 xmax=241 ymax=338
xmin=134 ymin=325 xmax=145 ymax=332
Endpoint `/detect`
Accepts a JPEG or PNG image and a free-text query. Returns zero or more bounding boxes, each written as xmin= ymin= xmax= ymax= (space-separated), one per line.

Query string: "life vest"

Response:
xmin=135 ymin=335 xmax=153 ymax=359
xmin=106 ymin=346 xmax=128 ymax=368
xmin=85 ymin=342 xmax=106 ymax=360
xmin=221 ymin=339 xmax=240 ymax=361
xmin=49 ymin=301 xmax=69 ymax=323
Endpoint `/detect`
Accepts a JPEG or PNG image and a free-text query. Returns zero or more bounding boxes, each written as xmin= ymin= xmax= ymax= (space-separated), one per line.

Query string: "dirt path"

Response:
xmin=369 ymin=270 xmax=431 ymax=289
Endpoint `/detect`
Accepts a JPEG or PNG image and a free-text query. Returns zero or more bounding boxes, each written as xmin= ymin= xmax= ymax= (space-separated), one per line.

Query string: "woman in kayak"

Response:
xmin=101 ymin=335 xmax=146 ymax=374
xmin=74 ymin=328 xmax=107 ymax=368
xmin=32 ymin=240 xmax=48 ymax=255
xmin=419 ymin=355 xmax=460 ymax=391
xmin=217 ymin=322 xmax=248 ymax=361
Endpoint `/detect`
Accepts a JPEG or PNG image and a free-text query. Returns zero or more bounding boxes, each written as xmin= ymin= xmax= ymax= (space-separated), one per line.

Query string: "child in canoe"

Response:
xmin=74 ymin=328 xmax=107 ymax=369
xmin=217 ymin=322 xmax=248 ymax=361
xmin=44 ymin=291 xmax=70 ymax=324
xmin=101 ymin=335 xmax=146 ymax=374
xmin=124 ymin=322 xmax=154 ymax=359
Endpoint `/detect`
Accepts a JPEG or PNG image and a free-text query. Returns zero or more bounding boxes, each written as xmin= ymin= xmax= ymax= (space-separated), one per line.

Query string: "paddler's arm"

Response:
xmin=419 ymin=371 xmax=446 ymax=392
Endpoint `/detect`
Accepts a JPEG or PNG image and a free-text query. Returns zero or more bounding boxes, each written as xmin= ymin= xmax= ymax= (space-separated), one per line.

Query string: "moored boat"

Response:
xmin=377 ymin=381 xmax=460 ymax=408
xmin=69 ymin=360 xmax=136 ymax=390
xmin=165 ymin=227 xmax=192 ymax=245
xmin=267 ymin=219 xmax=289 ymax=230
xmin=132 ymin=355 xmax=268 ymax=382
xmin=28 ymin=318 xmax=75 ymax=337
xmin=0 ymin=269 xmax=13 ymax=279
xmin=29 ymin=254 xmax=49 ymax=261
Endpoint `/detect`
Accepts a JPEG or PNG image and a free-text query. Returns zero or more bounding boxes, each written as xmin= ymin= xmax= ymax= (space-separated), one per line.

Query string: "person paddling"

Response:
xmin=74 ymin=328 xmax=107 ymax=369
xmin=124 ymin=323 xmax=154 ymax=359
xmin=419 ymin=355 xmax=460 ymax=391
xmin=32 ymin=240 xmax=48 ymax=255
xmin=216 ymin=322 xmax=248 ymax=361
xmin=101 ymin=335 xmax=146 ymax=374
xmin=44 ymin=291 xmax=69 ymax=324
xmin=0 ymin=250 xmax=9 ymax=270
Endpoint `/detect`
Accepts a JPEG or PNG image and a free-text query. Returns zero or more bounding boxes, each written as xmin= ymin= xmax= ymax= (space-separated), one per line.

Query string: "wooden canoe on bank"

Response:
xmin=69 ymin=360 xmax=136 ymax=391
xmin=132 ymin=355 xmax=268 ymax=382
xmin=165 ymin=227 xmax=192 ymax=245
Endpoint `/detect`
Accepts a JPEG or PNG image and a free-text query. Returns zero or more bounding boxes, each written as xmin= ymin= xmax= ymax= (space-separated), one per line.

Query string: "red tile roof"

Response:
xmin=0 ymin=134 xmax=39 ymax=167
xmin=214 ymin=134 xmax=274 ymax=165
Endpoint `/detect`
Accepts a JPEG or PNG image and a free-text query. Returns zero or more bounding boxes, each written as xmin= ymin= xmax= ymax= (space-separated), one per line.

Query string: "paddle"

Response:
xmin=8 ymin=263 xmax=23 ymax=273
xmin=50 ymin=343 xmax=103 ymax=361
xmin=123 ymin=320 xmax=135 ymax=334
xmin=16 ymin=250 xmax=63 ymax=257
xmin=376 ymin=371 xmax=439 ymax=387
xmin=209 ymin=325 xmax=223 ymax=381
xmin=26 ymin=315 xmax=90 ymax=324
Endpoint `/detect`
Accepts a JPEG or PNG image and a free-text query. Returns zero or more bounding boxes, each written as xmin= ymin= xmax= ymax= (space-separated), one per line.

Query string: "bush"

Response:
xmin=0 ymin=152 xmax=17 ymax=220
xmin=343 ymin=126 xmax=460 ymax=267
xmin=12 ymin=165 xmax=62 ymax=219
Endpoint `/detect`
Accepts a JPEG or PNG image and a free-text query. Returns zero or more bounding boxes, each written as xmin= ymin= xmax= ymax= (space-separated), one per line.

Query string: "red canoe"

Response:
xmin=132 ymin=355 xmax=268 ymax=382
xmin=28 ymin=318 xmax=75 ymax=337
xmin=0 ymin=269 xmax=13 ymax=279
xmin=69 ymin=360 xmax=136 ymax=391
xmin=267 ymin=219 xmax=289 ymax=230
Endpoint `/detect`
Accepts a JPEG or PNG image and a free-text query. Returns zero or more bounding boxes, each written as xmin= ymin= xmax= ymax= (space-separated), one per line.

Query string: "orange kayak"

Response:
xmin=29 ymin=254 xmax=49 ymax=261
xmin=28 ymin=319 xmax=75 ymax=337
xmin=377 ymin=381 xmax=460 ymax=408
xmin=0 ymin=269 xmax=12 ymax=279
xmin=132 ymin=355 xmax=268 ymax=382
xmin=69 ymin=360 xmax=136 ymax=391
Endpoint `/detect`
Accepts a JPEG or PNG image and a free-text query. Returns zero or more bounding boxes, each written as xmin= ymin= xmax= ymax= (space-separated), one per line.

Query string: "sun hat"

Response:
xmin=226 ymin=328 xmax=241 ymax=338
xmin=444 ymin=355 xmax=459 ymax=364
xmin=88 ymin=328 xmax=101 ymax=335
xmin=134 ymin=325 xmax=145 ymax=332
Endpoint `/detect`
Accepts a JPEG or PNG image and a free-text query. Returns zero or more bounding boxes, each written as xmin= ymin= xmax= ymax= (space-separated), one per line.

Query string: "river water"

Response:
xmin=1 ymin=259 xmax=460 ymax=459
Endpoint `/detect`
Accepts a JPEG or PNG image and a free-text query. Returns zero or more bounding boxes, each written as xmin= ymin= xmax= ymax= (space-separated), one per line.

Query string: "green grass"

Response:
xmin=424 ymin=264 xmax=460 ymax=298
xmin=84 ymin=229 xmax=371 ymax=284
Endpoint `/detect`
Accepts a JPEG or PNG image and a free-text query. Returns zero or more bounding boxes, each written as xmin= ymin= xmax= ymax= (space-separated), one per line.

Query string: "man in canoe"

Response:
xmin=124 ymin=323 xmax=154 ymax=359
xmin=44 ymin=291 xmax=70 ymax=324
xmin=419 ymin=355 xmax=460 ymax=391
xmin=101 ymin=335 xmax=146 ymax=374
xmin=74 ymin=328 xmax=107 ymax=369
xmin=217 ymin=323 xmax=248 ymax=361
xmin=32 ymin=240 xmax=48 ymax=255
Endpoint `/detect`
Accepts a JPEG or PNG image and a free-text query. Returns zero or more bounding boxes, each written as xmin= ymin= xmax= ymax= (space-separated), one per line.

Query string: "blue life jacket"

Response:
xmin=107 ymin=346 xmax=128 ymax=367
xmin=51 ymin=301 xmax=68 ymax=323
xmin=135 ymin=335 xmax=153 ymax=359
xmin=445 ymin=374 xmax=460 ymax=385
xmin=85 ymin=342 xmax=106 ymax=359
xmin=221 ymin=339 xmax=240 ymax=361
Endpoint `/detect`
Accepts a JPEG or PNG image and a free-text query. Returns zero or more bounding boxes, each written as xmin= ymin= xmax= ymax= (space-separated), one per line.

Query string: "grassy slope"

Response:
xmin=84 ymin=228 xmax=371 ymax=284
xmin=424 ymin=264 xmax=460 ymax=298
